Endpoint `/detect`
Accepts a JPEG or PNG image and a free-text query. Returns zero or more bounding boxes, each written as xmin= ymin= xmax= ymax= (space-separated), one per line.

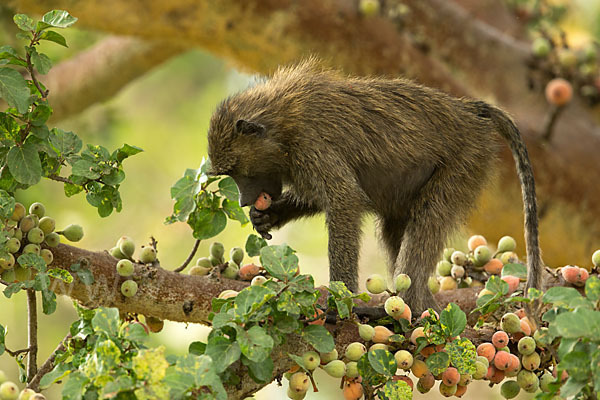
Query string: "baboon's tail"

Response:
xmin=477 ymin=102 xmax=543 ymax=292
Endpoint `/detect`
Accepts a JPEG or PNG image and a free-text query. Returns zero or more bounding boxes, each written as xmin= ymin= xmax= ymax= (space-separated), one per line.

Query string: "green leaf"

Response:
xmin=204 ymin=336 xmax=241 ymax=373
xmin=560 ymin=351 xmax=591 ymax=381
xmin=357 ymin=353 xmax=386 ymax=386
xmin=113 ymin=143 xmax=143 ymax=163
xmin=236 ymin=325 xmax=274 ymax=363
xmin=188 ymin=208 xmax=227 ymax=240
xmin=222 ymin=198 xmax=249 ymax=225
xmin=39 ymin=30 xmax=68 ymax=47
xmin=446 ymin=337 xmax=477 ymax=374
xmin=71 ymin=159 xmax=100 ymax=179
xmin=91 ymin=307 xmax=120 ymax=337
xmin=0 ymin=190 xmax=15 ymax=220
xmin=188 ymin=341 xmax=206 ymax=356
xmin=301 ymin=325 xmax=335 ymax=353
xmin=543 ymin=286 xmax=583 ymax=307
xmin=41 ymin=10 xmax=78 ymax=28
xmin=233 ymin=285 xmax=276 ymax=320
xmin=61 ymin=371 xmax=88 ymax=400
xmin=277 ymin=290 xmax=301 ymax=315
xmin=40 ymin=287 xmax=56 ymax=315
xmin=585 ymin=276 xmax=600 ymax=302
xmin=13 ymin=14 xmax=35 ymax=31
xmin=3 ymin=283 xmax=24 ymax=298
xmin=259 ymin=244 xmax=299 ymax=281
xmin=31 ymin=51 xmax=52 ymax=75
xmin=440 ymin=302 xmax=467 ymax=337
xmin=485 ymin=275 xmax=509 ymax=295
xmin=17 ymin=253 xmax=46 ymax=271
xmin=426 ymin=351 xmax=450 ymax=376
xmin=377 ymin=380 xmax=413 ymax=400
xmin=218 ymin=177 xmax=239 ymax=201
xmin=501 ymin=263 xmax=527 ymax=280
xmin=47 ymin=268 xmax=73 ymax=283
xmin=39 ymin=363 xmax=71 ymax=389
xmin=245 ymin=234 xmax=267 ymax=257
xmin=367 ymin=349 xmax=397 ymax=376
xmin=558 ymin=377 xmax=587 ymax=399
xmin=7 ymin=143 xmax=42 ymax=185
xmin=554 ymin=307 xmax=600 ymax=340
xmin=49 ymin=128 xmax=82 ymax=156
xmin=0 ymin=67 xmax=31 ymax=113
xmin=243 ymin=355 xmax=273 ymax=383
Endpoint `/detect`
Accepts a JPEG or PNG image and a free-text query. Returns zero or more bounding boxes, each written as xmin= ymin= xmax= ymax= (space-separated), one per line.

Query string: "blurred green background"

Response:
xmin=2 ymin=0 xmax=600 ymax=397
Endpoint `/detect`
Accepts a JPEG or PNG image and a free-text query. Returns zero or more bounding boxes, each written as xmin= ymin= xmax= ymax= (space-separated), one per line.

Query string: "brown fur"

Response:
xmin=207 ymin=60 xmax=543 ymax=312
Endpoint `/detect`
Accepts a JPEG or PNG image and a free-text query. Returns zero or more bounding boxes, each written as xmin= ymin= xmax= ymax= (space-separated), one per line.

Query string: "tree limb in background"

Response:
xmin=43 ymin=36 xmax=186 ymax=122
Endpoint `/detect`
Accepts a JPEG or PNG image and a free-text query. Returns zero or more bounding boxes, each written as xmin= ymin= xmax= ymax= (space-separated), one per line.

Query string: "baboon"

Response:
xmin=207 ymin=60 xmax=543 ymax=312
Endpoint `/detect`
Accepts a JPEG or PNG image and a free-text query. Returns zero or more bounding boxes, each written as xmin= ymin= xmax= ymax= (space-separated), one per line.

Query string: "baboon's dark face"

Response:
xmin=208 ymin=113 xmax=284 ymax=207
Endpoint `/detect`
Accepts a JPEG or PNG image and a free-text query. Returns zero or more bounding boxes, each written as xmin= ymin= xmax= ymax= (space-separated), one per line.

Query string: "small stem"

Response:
xmin=26 ymin=289 xmax=38 ymax=382
xmin=46 ymin=174 xmax=75 ymax=185
xmin=0 ymin=278 xmax=9 ymax=286
xmin=4 ymin=346 xmax=31 ymax=357
xmin=25 ymin=39 xmax=48 ymax=99
xmin=540 ymin=104 xmax=565 ymax=143
xmin=28 ymin=333 xmax=71 ymax=392
xmin=174 ymin=239 xmax=200 ymax=273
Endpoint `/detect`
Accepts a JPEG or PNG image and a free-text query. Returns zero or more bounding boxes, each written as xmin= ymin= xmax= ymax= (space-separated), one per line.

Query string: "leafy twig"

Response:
xmin=25 ymin=34 xmax=49 ymax=99
xmin=26 ymin=289 xmax=38 ymax=382
xmin=174 ymin=239 xmax=200 ymax=273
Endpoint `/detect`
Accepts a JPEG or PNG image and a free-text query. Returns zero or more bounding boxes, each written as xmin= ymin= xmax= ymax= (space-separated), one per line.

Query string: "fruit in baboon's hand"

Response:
xmin=254 ymin=192 xmax=272 ymax=211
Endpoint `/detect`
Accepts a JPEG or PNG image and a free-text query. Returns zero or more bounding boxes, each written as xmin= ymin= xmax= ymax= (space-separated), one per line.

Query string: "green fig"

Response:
xmin=301 ymin=351 xmax=320 ymax=370
xmin=116 ymin=259 xmax=134 ymax=277
xmin=40 ymin=249 xmax=53 ymax=265
xmin=230 ymin=247 xmax=244 ymax=265
xmin=27 ymin=227 xmax=44 ymax=244
xmin=59 ymin=224 xmax=83 ymax=242
xmin=365 ymin=274 xmax=386 ymax=294
xmin=10 ymin=203 xmax=25 ymax=222
xmin=121 ymin=280 xmax=138 ymax=297
xmin=210 ymin=242 xmax=225 ymax=259
xmin=6 ymin=238 xmax=20 ymax=254
xmin=38 ymin=217 xmax=55 ymax=234
xmin=139 ymin=246 xmax=157 ymax=263
xmin=196 ymin=257 xmax=212 ymax=268
xmin=323 ymin=360 xmax=346 ymax=378
xmin=29 ymin=202 xmax=45 ymax=218
xmin=117 ymin=236 xmax=135 ymax=258
xmin=189 ymin=265 xmax=210 ymax=276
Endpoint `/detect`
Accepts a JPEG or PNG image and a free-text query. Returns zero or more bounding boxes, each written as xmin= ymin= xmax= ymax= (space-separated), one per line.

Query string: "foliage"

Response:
xmin=0 ymin=10 xmax=142 ymax=217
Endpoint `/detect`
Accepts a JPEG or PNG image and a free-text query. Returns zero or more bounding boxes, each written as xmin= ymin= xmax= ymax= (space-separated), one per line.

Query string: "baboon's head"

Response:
xmin=207 ymin=98 xmax=284 ymax=207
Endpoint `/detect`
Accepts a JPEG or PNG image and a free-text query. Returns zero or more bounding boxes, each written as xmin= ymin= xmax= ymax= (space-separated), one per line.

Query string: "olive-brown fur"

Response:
xmin=207 ymin=60 xmax=542 ymax=312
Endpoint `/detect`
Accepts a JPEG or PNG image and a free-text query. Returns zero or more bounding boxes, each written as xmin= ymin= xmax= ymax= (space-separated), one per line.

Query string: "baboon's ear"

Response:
xmin=235 ymin=119 xmax=265 ymax=136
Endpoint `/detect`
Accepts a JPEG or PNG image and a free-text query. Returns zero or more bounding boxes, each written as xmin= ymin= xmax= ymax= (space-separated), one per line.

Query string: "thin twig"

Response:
xmin=26 ymin=289 xmax=38 ymax=382
xmin=46 ymin=174 xmax=75 ymax=185
xmin=541 ymin=104 xmax=565 ymax=143
xmin=25 ymin=36 xmax=49 ymax=99
xmin=0 ymin=278 xmax=9 ymax=286
xmin=28 ymin=333 xmax=71 ymax=392
xmin=174 ymin=239 xmax=201 ymax=273
xmin=4 ymin=346 xmax=31 ymax=357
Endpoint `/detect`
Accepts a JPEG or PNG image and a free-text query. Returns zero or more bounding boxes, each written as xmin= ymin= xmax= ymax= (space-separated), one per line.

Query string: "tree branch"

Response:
xmin=41 ymin=36 xmax=186 ymax=122
xmin=26 ymin=289 xmax=38 ymax=382
xmin=27 ymin=333 xmax=71 ymax=392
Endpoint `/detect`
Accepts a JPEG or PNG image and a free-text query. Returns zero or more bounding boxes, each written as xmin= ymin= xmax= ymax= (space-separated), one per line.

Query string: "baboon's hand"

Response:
xmin=249 ymin=205 xmax=280 ymax=240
